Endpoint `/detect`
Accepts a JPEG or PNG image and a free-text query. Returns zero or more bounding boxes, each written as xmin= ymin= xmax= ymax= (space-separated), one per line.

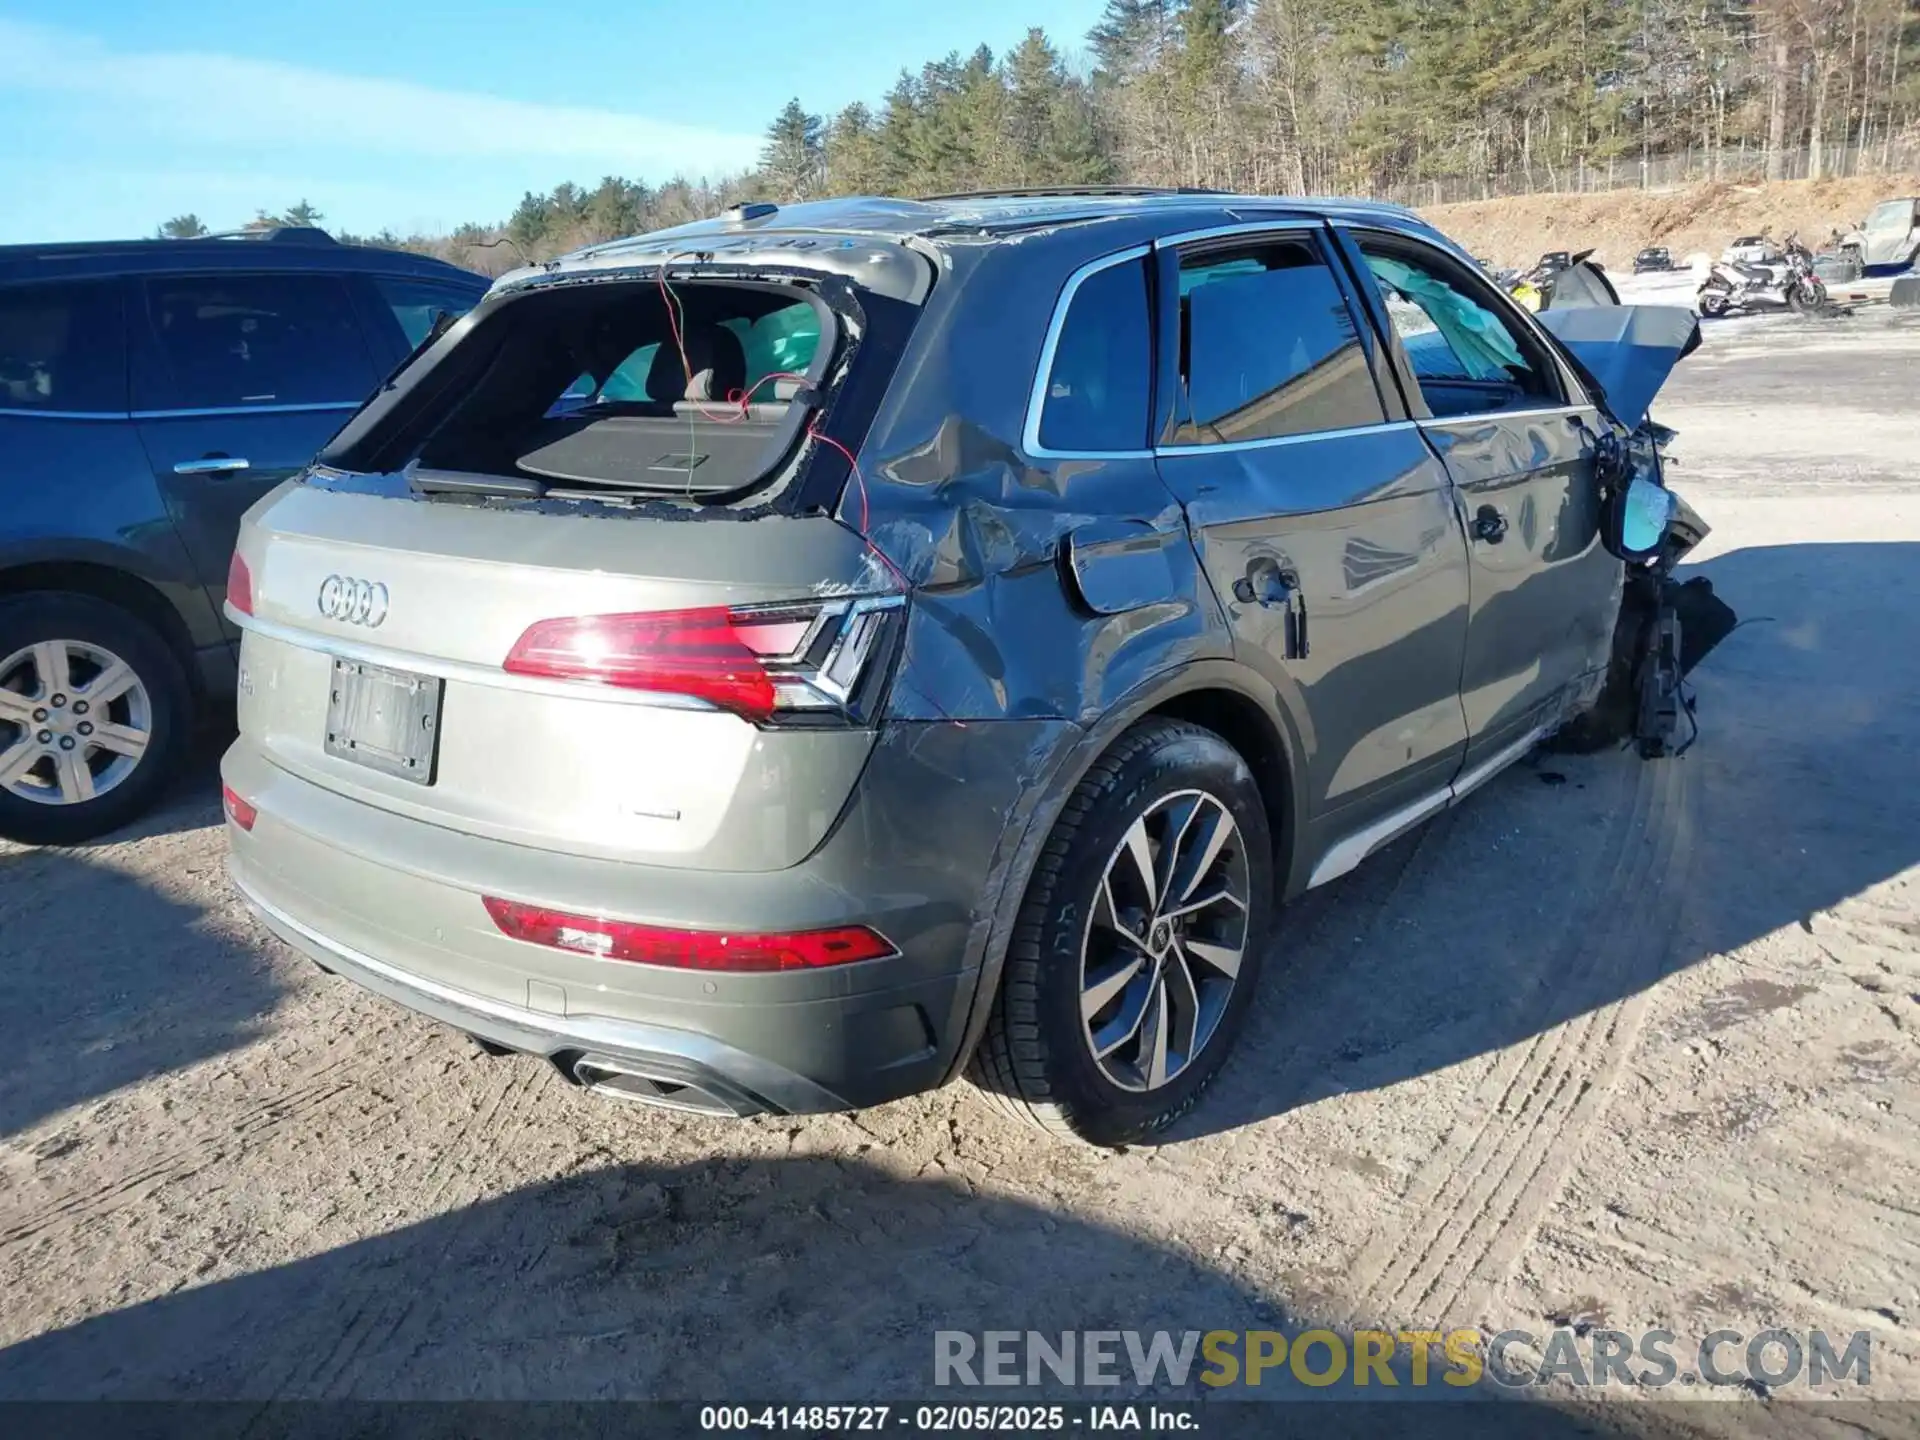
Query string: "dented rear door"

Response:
xmin=1148 ymin=226 xmax=1472 ymax=836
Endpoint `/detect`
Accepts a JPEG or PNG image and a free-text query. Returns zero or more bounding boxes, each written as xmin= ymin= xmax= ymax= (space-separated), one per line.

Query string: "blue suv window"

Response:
xmin=1037 ymin=257 xmax=1151 ymax=453
xmin=140 ymin=273 xmax=377 ymax=412
xmin=1172 ymin=240 xmax=1384 ymax=446
xmin=373 ymin=276 xmax=481 ymax=351
xmin=0 ymin=281 xmax=126 ymax=415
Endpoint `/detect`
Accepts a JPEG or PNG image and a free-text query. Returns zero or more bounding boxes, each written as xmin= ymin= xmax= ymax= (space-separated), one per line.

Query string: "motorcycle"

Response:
xmin=1697 ymin=233 xmax=1828 ymax=317
xmin=1507 ymin=248 xmax=1607 ymax=312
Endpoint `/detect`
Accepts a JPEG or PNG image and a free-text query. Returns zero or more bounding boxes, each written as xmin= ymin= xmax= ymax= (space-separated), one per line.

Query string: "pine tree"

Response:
xmin=282 ymin=199 xmax=325 ymax=228
xmin=761 ymin=98 xmax=825 ymax=200
xmin=874 ymin=74 xmax=925 ymax=193
xmin=1006 ymin=30 xmax=1065 ymax=178
xmin=947 ymin=46 xmax=1011 ymax=186
xmin=1091 ymin=0 xmax=1180 ymax=81
xmin=584 ymin=176 xmax=647 ymax=241
xmin=909 ymin=54 xmax=975 ymax=191
xmin=1046 ymin=78 xmax=1116 ymax=184
xmin=823 ymin=102 xmax=884 ymax=194
xmin=505 ymin=192 xmax=553 ymax=252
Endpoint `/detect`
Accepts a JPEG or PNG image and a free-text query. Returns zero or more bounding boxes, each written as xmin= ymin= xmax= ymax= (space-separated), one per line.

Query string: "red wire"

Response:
xmin=655 ymin=255 xmax=739 ymax=423
xmin=653 ymin=261 xmax=918 ymax=641
xmin=803 ymin=421 xmax=960 ymax=728
xmin=646 ymin=260 xmax=950 ymax=720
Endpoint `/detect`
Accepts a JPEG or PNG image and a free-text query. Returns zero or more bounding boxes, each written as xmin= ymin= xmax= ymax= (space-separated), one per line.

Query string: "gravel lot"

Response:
xmin=2 ymin=308 xmax=1917 ymax=1434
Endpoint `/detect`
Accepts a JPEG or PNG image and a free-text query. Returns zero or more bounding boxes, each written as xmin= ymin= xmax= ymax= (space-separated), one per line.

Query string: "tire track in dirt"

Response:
xmin=324 ymin=1062 xmax=555 ymax=1396
xmin=1345 ymin=755 xmax=1691 ymax=1327
xmin=1438 ymin=758 xmax=1694 ymax=1323
xmin=0 ymin=1056 xmax=364 ymax=1251
xmin=288 ymin=1052 xmax=556 ymax=1399
xmin=284 ymin=1056 xmax=529 ymax=1397
xmin=1339 ymin=758 xmax=1652 ymax=1316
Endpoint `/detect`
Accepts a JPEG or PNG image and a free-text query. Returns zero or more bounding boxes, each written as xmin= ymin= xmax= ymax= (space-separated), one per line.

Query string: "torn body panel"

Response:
xmin=850 ymin=228 xmax=1233 ymax=727
xmin=1535 ymin=303 xmax=1701 ymax=433
xmin=1513 ymin=296 xmax=1734 ymax=758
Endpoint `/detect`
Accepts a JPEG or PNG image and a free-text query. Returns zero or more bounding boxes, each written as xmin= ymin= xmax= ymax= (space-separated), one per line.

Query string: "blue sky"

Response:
xmin=0 ymin=0 xmax=1110 ymax=244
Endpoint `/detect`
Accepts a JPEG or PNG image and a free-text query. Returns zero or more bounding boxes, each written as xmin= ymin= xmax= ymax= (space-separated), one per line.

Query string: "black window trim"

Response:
xmin=1022 ymin=243 xmax=1154 ymax=461
xmin=1338 ymin=226 xmax=1591 ymax=422
xmin=131 ymin=268 xmax=381 ymax=419
xmin=1149 ymin=220 xmax=1402 ymax=456
xmin=0 ymin=275 xmax=132 ymax=420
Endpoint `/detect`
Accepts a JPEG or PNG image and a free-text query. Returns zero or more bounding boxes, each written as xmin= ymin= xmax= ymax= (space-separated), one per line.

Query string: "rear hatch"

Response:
xmin=229 ymin=244 xmax=929 ymax=873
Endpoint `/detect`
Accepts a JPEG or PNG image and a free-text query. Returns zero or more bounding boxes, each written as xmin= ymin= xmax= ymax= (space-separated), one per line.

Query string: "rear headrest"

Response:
xmin=644 ymin=325 xmax=747 ymax=403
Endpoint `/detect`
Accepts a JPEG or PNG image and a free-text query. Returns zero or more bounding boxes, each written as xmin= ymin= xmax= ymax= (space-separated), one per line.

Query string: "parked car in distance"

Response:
xmin=221 ymin=189 xmax=1713 ymax=1145
xmin=1536 ymin=250 xmax=1573 ymax=273
xmin=1633 ymin=247 xmax=1674 ymax=273
xmin=1721 ymin=235 xmax=1776 ymax=266
xmin=1837 ymin=197 xmax=1920 ymax=276
xmin=0 ymin=228 xmax=487 ymax=844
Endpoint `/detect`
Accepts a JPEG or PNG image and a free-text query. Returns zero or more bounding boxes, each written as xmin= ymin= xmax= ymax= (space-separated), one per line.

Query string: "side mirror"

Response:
xmin=1606 ymin=475 xmax=1676 ymax=562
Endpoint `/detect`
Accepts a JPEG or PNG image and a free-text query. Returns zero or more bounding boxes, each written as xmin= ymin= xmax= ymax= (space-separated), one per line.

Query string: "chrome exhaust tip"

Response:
xmin=566 ymin=1053 xmax=751 ymax=1118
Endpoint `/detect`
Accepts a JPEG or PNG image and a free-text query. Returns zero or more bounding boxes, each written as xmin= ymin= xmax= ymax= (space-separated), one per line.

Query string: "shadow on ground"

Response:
xmin=1180 ymin=540 xmax=1920 ymax=1138
xmin=0 ymin=1154 xmax=1688 ymax=1434
xmin=0 ymin=726 xmax=277 ymax=1136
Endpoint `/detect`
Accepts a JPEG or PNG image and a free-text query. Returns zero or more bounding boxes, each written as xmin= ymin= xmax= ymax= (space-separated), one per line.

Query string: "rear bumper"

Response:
xmin=233 ymin=868 xmax=849 ymax=1115
xmin=223 ymin=714 xmax=1072 ymax=1115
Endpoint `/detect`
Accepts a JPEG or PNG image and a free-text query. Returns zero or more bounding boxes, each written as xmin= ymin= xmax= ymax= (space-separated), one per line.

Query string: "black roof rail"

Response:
xmin=199 ymin=226 xmax=338 ymax=245
xmin=914 ymin=185 xmax=1226 ymax=202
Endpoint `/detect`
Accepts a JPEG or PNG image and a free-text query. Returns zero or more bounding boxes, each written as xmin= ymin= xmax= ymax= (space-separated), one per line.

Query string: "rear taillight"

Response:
xmin=482 ymin=896 xmax=895 ymax=972
xmin=222 ymin=785 xmax=257 ymax=831
xmin=502 ymin=595 xmax=903 ymax=725
xmin=226 ymin=552 xmax=254 ymax=617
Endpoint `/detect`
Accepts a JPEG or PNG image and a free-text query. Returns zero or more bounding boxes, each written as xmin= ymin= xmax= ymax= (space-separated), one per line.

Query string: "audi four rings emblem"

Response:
xmin=317 ymin=575 xmax=390 ymax=628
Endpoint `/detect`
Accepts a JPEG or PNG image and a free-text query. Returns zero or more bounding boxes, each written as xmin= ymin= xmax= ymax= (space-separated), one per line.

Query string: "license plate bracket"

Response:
xmin=324 ymin=659 xmax=443 ymax=785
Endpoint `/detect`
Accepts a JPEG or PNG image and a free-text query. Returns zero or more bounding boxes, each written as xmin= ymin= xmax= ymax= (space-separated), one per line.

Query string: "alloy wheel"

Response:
xmin=0 ymin=639 xmax=153 ymax=807
xmin=1078 ymin=789 xmax=1251 ymax=1093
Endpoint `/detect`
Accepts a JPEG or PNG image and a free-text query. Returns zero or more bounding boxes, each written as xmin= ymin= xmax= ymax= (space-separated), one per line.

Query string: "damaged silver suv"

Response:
xmin=222 ymin=190 xmax=1731 ymax=1144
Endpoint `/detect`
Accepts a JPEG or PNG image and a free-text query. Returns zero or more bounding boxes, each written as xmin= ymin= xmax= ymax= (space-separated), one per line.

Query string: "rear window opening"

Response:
xmin=328 ymin=276 xmax=846 ymax=505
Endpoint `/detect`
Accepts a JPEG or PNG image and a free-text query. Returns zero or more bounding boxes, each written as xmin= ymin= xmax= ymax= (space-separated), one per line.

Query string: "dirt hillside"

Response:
xmin=1422 ymin=173 xmax=1920 ymax=269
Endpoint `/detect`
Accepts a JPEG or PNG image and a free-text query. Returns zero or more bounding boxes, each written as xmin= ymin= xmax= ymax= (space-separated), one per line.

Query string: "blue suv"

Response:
xmin=0 ymin=228 xmax=485 ymax=844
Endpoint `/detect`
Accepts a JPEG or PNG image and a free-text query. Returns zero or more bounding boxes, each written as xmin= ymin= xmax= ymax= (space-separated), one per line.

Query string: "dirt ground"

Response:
xmin=2 ymin=310 xmax=1918 ymax=1433
xmin=1426 ymin=173 xmax=1920 ymax=273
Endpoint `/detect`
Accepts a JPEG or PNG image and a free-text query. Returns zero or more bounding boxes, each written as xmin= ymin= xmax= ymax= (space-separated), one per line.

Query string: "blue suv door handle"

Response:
xmin=174 ymin=456 xmax=251 ymax=476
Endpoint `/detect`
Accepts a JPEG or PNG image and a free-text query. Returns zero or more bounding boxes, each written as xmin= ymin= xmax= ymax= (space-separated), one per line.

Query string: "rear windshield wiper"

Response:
xmin=406 ymin=464 xmax=547 ymax=499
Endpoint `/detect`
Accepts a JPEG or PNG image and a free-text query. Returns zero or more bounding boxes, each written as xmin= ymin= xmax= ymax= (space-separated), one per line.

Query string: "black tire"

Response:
xmin=1698 ymin=291 xmax=1729 ymax=318
xmin=967 ymin=718 xmax=1274 ymax=1146
xmin=1787 ymin=283 xmax=1815 ymax=314
xmin=0 ymin=593 xmax=192 ymax=846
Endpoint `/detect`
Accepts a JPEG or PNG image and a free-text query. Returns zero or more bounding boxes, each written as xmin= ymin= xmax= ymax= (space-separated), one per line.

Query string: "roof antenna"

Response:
xmin=471 ymin=235 xmax=533 ymax=267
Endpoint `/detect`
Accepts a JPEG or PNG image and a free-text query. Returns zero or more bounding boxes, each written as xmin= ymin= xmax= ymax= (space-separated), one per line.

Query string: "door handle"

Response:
xmin=1472 ymin=505 xmax=1508 ymax=543
xmin=174 ymin=456 xmax=251 ymax=476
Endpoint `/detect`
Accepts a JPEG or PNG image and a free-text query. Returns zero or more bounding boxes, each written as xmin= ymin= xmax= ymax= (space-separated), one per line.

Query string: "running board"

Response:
xmin=1306 ymin=725 xmax=1550 ymax=889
